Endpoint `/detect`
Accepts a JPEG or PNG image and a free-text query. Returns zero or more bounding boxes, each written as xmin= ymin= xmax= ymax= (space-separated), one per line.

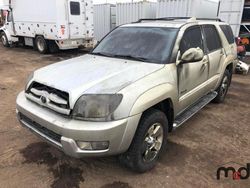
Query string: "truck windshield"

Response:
xmin=92 ymin=27 xmax=178 ymax=64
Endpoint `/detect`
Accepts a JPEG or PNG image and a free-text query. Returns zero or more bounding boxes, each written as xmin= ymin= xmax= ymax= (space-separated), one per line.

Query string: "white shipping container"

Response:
xmin=218 ymin=0 xmax=245 ymax=36
xmin=156 ymin=0 xmax=219 ymax=19
xmin=116 ymin=2 xmax=156 ymax=26
xmin=94 ymin=4 xmax=116 ymax=41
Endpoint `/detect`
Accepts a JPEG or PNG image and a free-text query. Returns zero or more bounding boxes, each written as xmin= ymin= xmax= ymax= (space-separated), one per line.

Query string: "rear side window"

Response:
xmin=180 ymin=26 xmax=203 ymax=55
xmin=70 ymin=2 xmax=80 ymax=15
xmin=220 ymin=25 xmax=235 ymax=44
xmin=203 ymin=25 xmax=222 ymax=53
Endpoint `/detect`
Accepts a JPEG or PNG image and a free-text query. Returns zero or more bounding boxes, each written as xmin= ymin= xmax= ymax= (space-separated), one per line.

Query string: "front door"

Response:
xmin=68 ymin=0 xmax=85 ymax=39
xmin=5 ymin=10 xmax=15 ymax=36
xmin=178 ymin=26 xmax=209 ymax=111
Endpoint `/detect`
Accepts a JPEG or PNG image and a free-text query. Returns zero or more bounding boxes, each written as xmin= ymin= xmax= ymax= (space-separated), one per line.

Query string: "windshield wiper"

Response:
xmin=112 ymin=54 xmax=149 ymax=62
xmin=91 ymin=52 xmax=152 ymax=62
xmin=90 ymin=52 xmax=114 ymax=58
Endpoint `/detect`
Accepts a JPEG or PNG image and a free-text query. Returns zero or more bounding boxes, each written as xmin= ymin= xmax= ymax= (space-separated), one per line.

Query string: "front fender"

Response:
xmin=129 ymin=83 xmax=177 ymax=116
xmin=0 ymin=26 xmax=11 ymax=41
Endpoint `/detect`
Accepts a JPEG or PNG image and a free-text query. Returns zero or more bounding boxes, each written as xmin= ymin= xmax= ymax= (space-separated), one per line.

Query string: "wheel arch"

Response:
xmin=129 ymin=83 xmax=177 ymax=133
xmin=150 ymin=98 xmax=175 ymax=132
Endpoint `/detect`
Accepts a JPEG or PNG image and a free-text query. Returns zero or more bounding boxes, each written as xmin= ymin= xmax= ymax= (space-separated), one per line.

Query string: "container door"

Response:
xmin=68 ymin=0 xmax=85 ymax=39
xmin=218 ymin=0 xmax=245 ymax=36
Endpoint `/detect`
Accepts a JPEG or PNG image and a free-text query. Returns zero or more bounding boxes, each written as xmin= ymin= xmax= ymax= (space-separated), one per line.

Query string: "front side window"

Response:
xmin=180 ymin=26 xmax=203 ymax=55
xmin=92 ymin=27 xmax=178 ymax=64
xmin=203 ymin=25 xmax=222 ymax=53
xmin=70 ymin=2 xmax=80 ymax=15
xmin=7 ymin=11 xmax=12 ymax=22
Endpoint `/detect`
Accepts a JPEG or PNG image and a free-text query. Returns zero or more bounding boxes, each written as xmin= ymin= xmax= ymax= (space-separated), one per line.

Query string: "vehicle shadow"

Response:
xmin=20 ymin=140 xmax=191 ymax=188
xmin=20 ymin=142 xmax=85 ymax=188
xmin=19 ymin=142 xmax=122 ymax=188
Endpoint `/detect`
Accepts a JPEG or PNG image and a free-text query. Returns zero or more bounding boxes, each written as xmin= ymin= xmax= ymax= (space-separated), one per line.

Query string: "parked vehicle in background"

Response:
xmin=16 ymin=17 xmax=237 ymax=172
xmin=0 ymin=0 xmax=94 ymax=53
xmin=236 ymin=37 xmax=246 ymax=59
xmin=218 ymin=0 xmax=250 ymax=54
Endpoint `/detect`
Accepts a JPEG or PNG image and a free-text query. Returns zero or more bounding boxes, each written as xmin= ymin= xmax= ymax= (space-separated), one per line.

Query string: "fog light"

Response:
xmin=77 ymin=141 xmax=109 ymax=151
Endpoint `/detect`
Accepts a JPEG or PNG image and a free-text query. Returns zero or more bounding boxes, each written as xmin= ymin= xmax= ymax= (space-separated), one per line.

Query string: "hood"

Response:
xmin=33 ymin=54 xmax=164 ymax=103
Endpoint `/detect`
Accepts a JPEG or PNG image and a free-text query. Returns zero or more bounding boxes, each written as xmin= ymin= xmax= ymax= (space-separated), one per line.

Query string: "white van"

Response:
xmin=0 ymin=0 xmax=94 ymax=53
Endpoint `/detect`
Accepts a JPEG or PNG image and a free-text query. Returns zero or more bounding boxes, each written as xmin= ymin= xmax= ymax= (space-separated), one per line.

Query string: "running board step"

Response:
xmin=173 ymin=91 xmax=218 ymax=129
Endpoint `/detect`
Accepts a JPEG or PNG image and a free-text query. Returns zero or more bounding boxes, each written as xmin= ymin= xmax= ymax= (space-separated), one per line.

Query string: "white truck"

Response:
xmin=0 ymin=0 xmax=94 ymax=53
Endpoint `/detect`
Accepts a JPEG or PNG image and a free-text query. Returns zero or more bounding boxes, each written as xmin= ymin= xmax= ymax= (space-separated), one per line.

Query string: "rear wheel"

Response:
xmin=119 ymin=109 xmax=168 ymax=173
xmin=1 ymin=32 xmax=10 ymax=47
xmin=48 ymin=40 xmax=59 ymax=53
xmin=35 ymin=36 xmax=48 ymax=54
xmin=213 ymin=69 xmax=231 ymax=103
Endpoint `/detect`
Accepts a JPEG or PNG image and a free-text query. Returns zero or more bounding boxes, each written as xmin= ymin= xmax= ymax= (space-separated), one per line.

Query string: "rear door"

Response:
xmin=202 ymin=25 xmax=224 ymax=79
xmin=68 ymin=0 xmax=85 ymax=39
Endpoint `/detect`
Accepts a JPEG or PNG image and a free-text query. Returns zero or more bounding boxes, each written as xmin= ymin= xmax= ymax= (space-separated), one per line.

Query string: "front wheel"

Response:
xmin=213 ymin=69 xmax=231 ymax=103
xmin=119 ymin=109 xmax=168 ymax=173
xmin=1 ymin=32 xmax=10 ymax=47
xmin=35 ymin=36 xmax=48 ymax=54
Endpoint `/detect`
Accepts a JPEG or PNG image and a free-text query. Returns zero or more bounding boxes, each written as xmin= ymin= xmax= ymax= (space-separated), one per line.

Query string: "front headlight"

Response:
xmin=25 ymin=72 xmax=34 ymax=91
xmin=72 ymin=94 xmax=123 ymax=121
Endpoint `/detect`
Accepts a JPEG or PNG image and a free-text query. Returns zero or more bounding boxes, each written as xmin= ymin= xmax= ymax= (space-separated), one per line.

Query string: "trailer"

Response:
xmin=218 ymin=0 xmax=250 ymax=53
xmin=0 ymin=0 xmax=94 ymax=53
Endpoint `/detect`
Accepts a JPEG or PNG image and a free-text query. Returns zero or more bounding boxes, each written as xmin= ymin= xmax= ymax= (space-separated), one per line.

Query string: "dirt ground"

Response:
xmin=0 ymin=45 xmax=250 ymax=188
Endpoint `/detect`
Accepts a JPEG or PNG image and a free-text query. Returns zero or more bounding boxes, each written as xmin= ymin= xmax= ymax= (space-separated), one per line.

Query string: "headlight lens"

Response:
xmin=72 ymin=94 xmax=123 ymax=121
xmin=25 ymin=72 xmax=34 ymax=91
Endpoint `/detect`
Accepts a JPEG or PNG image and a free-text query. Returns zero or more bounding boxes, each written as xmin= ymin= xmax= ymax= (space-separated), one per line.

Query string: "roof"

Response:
xmin=121 ymin=17 xmax=225 ymax=28
xmin=123 ymin=20 xmax=186 ymax=28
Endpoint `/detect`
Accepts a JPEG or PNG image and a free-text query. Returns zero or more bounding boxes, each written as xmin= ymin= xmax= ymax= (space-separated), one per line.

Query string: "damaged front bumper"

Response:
xmin=16 ymin=91 xmax=141 ymax=158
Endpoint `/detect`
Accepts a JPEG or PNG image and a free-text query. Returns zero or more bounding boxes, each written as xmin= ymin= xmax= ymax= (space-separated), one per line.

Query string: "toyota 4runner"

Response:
xmin=16 ymin=17 xmax=237 ymax=172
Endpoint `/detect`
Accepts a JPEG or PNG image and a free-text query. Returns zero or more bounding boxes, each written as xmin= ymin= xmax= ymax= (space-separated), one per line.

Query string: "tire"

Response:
xmin=48 ymin=40 xmax=59 ymax=53
xmin=213 ymin=69 xmax=231 ymax=103
xmin=1 ymin=32 xmax=10 ymax=47
xmin=119 ymin=109 xmax=168 ymax=173
xmin=35 ymin=36 xmax=48 ymax=54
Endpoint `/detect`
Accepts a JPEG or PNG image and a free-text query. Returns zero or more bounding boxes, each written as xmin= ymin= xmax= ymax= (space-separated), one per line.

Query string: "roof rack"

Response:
xmin=134 ymin=17 xmax=223 ymax=23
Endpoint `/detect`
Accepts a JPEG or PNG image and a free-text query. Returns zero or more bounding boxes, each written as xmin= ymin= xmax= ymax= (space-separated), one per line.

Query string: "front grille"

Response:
xmin=26 ymin=82 xmax=70 ymax=115
xmin=19 ymin=113 xmax=62 ymax=144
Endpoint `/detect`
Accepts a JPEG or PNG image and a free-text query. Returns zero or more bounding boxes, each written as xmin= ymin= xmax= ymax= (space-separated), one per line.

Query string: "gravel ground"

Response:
xmin=0 ymin=45 xmax=250 ymax=188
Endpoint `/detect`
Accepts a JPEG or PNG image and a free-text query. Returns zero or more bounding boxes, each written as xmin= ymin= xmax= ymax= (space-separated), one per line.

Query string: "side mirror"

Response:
xmin=181 ymin=47 xmax=204 ymax=63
